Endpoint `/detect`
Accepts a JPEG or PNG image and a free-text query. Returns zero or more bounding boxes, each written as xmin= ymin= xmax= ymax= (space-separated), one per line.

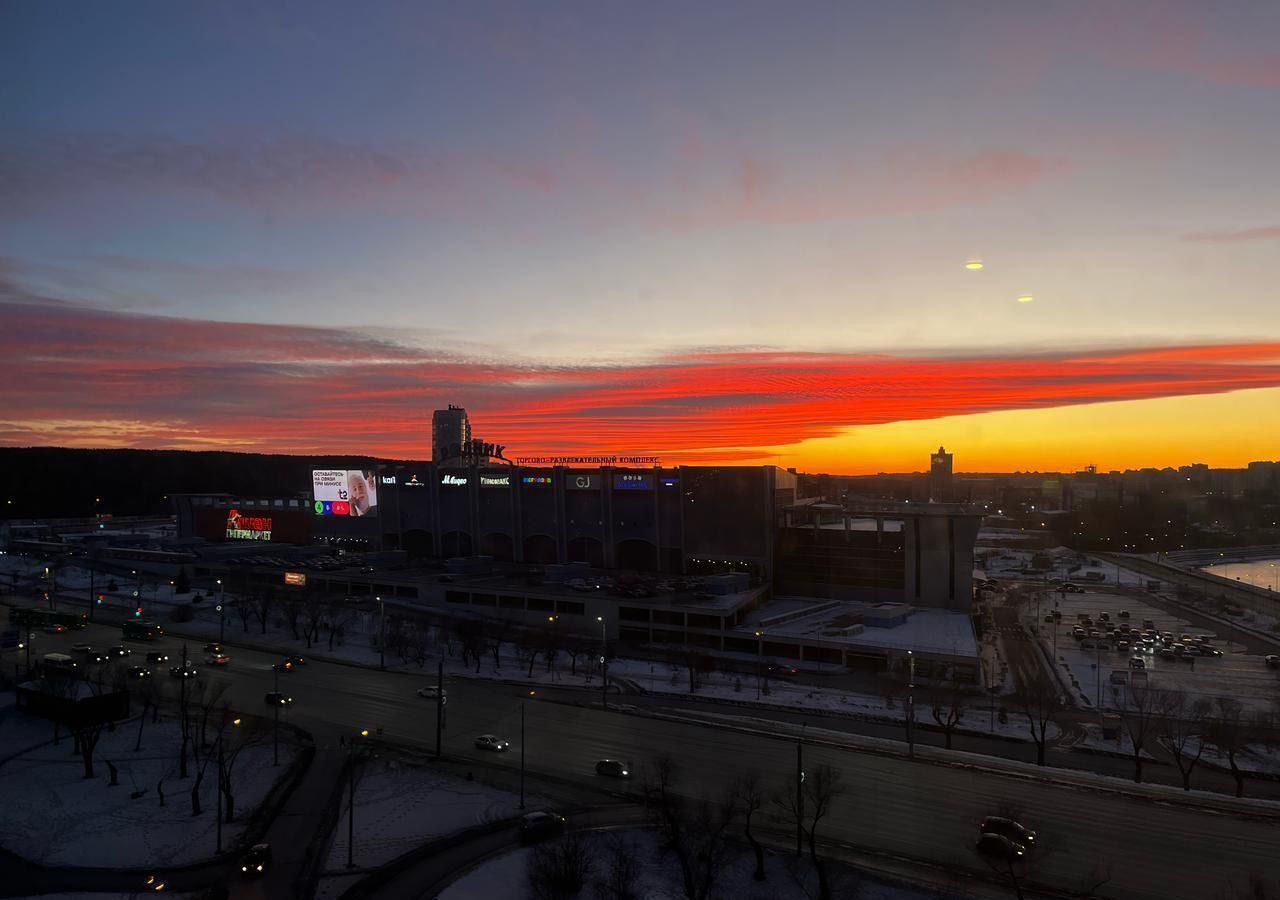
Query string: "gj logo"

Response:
xmin=575 ymin=475 xmax=592 ymax=488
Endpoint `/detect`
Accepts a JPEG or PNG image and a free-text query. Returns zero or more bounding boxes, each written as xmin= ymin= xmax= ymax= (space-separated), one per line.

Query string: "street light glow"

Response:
xmin=964 ymin=259 xmax=984 ymax=270
xmin=1017 ymin=294 xmax=1035 ymax=303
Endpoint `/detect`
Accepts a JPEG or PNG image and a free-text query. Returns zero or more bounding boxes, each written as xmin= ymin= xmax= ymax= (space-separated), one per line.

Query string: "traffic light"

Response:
xmin=96 ymin=594 xmax=105 ymax=605
xmin=134 ymin=607 xmax=143 ymax=617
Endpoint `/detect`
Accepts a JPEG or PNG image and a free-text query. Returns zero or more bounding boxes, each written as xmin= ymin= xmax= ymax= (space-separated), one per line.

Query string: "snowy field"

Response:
xmin=324 ymin=756 xmax=526 ymax=872
xmin=440 ymin=829 xmax=956 ymax=900
xmin=0 ymin=701 xmax=299 ymax=868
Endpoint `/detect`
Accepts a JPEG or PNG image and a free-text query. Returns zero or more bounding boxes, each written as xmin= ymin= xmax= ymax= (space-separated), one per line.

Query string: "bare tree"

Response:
xmin=282 ymin=592 xmax=304 ymax=640
xmin=645 ymin=754 xmax=739 ymax=900
xmin=527 ymin=832 xmax=594 ymax=900
xmin=733 ymin=771 xmax=768 ymax=882
xmin=455 ymin=618 xmax=487 ymax=673
xmin=1161 ymin=690 xmax=1211 ymax=791
xmin=218 ymin=714 xmax=266 ymax=822
xmin=486 ymin=617 xmax=511 ymax=671
xmin=923 ymin=672 xmax=970 ymax=750
xmin=1117 ymin=684 xmax=1171 ymax=784
xmin=517 ymin=630 xmax=541 ymax=677
xmin=592 ymin=833 xmax=641 ymax=900
xmin=1010 ymin=669 xmax=1066 ymax=766
xmin=301 ymin=588 xmax=327 ymax=648
xmin=1206 ymin=697 xmax=1255 ymax=799
xmin=234 ymin=596 xmax=253 ymax=633
xmin=325 ymin=597 xmax=353 ymax=650
xmin=775 ymin=763 xmax=844 ymax=900
xmin=253 ymin=587 xmax=277 ymax=635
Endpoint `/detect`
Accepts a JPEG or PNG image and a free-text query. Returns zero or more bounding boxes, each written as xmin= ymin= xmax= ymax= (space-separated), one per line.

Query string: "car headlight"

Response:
xmin=256 ymin=864 xmax=263 ymax=871
xmin=241 ymin=866 xmax=248 ymax=872
xmin=621 ymin=770 xmax=628 ymax=775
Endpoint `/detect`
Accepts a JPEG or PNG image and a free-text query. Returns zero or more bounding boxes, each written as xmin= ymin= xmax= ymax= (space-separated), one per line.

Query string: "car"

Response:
xmin=417 ymin=685 xmax=446 ymax=700
xmin=1064 ymin=584 xmax=1085 ymax=593
xmin=203 ymin=643 xmax=224 ymax=654
xmin=1117 ymin=610 xmax=1130 ymax=619
xmin=519 ymin=811 xmax=566 ymax=843
xmin=145 ymin=651 xmax=169 ymax=665
xmin=44 ymin=624 xmax=67 ymax=634
xmin=1129 ymin=657 xmax=1146 ymax=669
xmin=264 ymin=691 xmax=294 ymax=707
xmin=1116 ymin=641 xmax=1130 ymax=652
xmin=240 ymin=843 xmax=271 ymax=876
xmin=979 ymin=816 xmax=1036 ymax=847
xmin=1200 ymin=646 xmax=1223 ymax=658
xmin=286 ymin=655 xmax=305 ymax=666
xmin=767 ymin=665 xmax=799 ymax=677
xmin=1265 ymin=655 xmax=1280 ymax=670
xmin=205 ymin=654 xmax=231 ymax=666
xmin=474 ymin=734 xmax=510 ymax=752
xmin=126 ymin=665 xmax=152 ymax=680
xmin=272 ymin=660 xmax=294 ymax=673
xmin=1158 ymin=648 xmax=1176 ymax=660
xmin=71 ymin=642 xmax=93 ymax=655
xmin=975 ymin=832 xmax=1025 ymax=861
xmin=1098 ymin=612 xmax=1110 ymax=621
xmin=1043 ymin=614 xmax=1055 ymax=623
xmin=87 ymin=651 xmax=110 ymax=664
xmin=595 ymin=759 xmax=630 ymax=778
xmin=1172 ymin=643 xmax=1186 ymax=654
xmin=169 ymin=665 xmax=199 ymax=678
xmin=1081 ymin=641 xmax=1095 ymax=650
xmin=108 ymin=645 xmax=130 ymax=657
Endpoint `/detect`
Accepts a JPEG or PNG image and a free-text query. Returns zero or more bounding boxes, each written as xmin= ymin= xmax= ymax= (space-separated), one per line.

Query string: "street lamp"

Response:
xmin=347 ymin=727 xmax=370 ymax=869
xmin=215 ymin=716 xmax=242 ymax=854
xmin=216 ymin=579 xmax=225 ymax=643
xmin=906 ymin=650 xmax=916 ymax=759
xmin=377 ymin=596 xmax=385 ymax=671
xmin=755 ymin=629 xmax=763 ymax=699
xmin=520 ymin=690 xmax=534 ymax=809
xmin=597 ymin=616 xmax=607 ymax=710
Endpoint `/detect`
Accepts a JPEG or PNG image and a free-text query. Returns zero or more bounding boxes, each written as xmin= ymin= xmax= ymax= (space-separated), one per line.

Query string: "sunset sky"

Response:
xmin=3 ymin=1 xmax=1279 ymax=473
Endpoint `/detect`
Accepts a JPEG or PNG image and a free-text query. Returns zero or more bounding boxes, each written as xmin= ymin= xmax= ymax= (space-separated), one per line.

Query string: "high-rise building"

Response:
xmin=432 ymin=405 xmax=471 ymax=462
xmin=929 ymin=445 xmax=953 ymax=501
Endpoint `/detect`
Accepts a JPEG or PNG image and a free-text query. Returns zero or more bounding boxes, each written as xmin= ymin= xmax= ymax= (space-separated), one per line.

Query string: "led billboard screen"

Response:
xmin=312 ymin=469 xmax=379 ymax=517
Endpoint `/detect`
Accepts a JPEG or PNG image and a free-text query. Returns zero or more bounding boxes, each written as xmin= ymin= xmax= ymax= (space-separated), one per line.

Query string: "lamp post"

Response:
xmin=795 ymin=723 xmax=806 ymax=857
xmin=520 ymin=690 xmax=533 ymax=809
xmin=906 ymin=650 xmax=916 ymax=759
xmin=346 ymin=727 xmax=369 ymax=869
xmin=215 ymin=716 xmax=242 ymax=854
xmin=597 ymin=616 xmax=607 ymax=710
xmin=273 ymin=668 xmax=280 ymax=766
xmin=216 ymin=579 xmax=225 ymax=643
xmin=755 ymin=629 xmax=763 ymax=699
xmin=377 ymin=596 xmax=385 ymax=671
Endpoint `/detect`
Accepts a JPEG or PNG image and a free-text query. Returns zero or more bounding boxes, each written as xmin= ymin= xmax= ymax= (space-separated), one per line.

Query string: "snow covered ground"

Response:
xmin=439 ymin=829 xmax=955 ymax=900
xmin=0 ymin=702 xmax=299 ymax=868
xmin=324 ymin=756 xmax=526 ymax=872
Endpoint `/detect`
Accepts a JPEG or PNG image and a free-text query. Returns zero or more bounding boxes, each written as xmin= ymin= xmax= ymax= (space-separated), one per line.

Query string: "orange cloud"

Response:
xmin=3 ymin=295 xmax=1279 ymax=470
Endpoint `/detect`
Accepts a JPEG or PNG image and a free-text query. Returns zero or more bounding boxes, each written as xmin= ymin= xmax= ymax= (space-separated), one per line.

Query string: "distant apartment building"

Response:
xmin=928 ymin=446 xmax=953 ymax=501
xmin=431 ymin=405 xmax=471 ymax=463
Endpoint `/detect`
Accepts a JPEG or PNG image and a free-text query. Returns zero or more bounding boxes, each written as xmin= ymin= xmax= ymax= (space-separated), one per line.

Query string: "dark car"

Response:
xmin=87 ymin=651 xmax=110 ymax=664
xmin=203 ymin=643 xmax=224 ymax=654
xmin=976 ymin=832 xmax=1025 ymax=861
xmin=519 ymin=811 xmax=566 ymax=844
xmin=272 ymin=660 xmax=294 ymax=673
xmin=71 ymin=642 xmax=93 ymax=655
xmin=108 ymin=645 xmax=130 ymax=657
xmin=145 ymin=651 xmax=169 ymax=665
xmin=126 ymin=666 xmax=152 ymax=680
xmin=595 ymin=759 xmax=630 ymax=778
xmin=169 ymin=665 xmax=199 ymax=679
xmin=240 ymin=843 xmax=272 ymax=876
xmin=264 ymin=691 xmax=294 ymax=707
xmin=980 ymin=816 xmax=1036 ymax=848
xmin=286 ymin=655 xmax=305 ymax=666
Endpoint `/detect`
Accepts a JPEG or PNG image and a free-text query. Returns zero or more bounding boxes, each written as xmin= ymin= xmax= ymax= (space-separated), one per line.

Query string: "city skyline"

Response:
xmin=3 ymin=1 xmax=1280 ymax=471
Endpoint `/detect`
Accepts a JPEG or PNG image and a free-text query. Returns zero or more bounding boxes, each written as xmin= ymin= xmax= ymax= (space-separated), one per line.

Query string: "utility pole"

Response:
xmin=795 ymin=727 xmax=805 ymax=857
xmin=598 ymin=616 xmax=607 ymax=710
xmin=273 ymin=669 xmax=280 ymax=766
xmin=88 ymin=566 xmax=95 ymax=624
xmin=216 ymin=729 xmax=223 ymax=854
xmin=216 ymin=579 xmax=225 ymax=643
xmin=378 ymin=596 xmax=385 ymax=671
xmin=347 ymin=729 xmax=367 ymax=869
xmin=906 ymin=650 xmax=916 ymax=759
xmin=435 ymin=661 xmax=444 ymax=759
xmin=520 ymin=694 xmax=529 ymax=809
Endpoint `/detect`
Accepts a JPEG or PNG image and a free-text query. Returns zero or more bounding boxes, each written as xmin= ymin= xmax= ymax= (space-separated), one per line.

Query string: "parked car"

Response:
xmin=474 ymin=734 xmax=510 ymax=752
xmin=1129 ymin=657 xmax=1146 ymax=669
xmin=145 ymin=651 xmax=169 ymax=665
xmin=264 ymin=692 xmax=293 ymax=707
xmin=240 ymin=843 xmax=272 ymax=876
xmin=1265 ymin=655 xmax=1280 ymax=669
xmin=595 ymin=759 xmax=630 ymax=778
xmin=1158 ymin=648 xmax=1176 ymax=660
xmin=980 ymin=816 xmax=1036 ymax=847
xmin=975 ymin=833 xmax=1025 ymax=861
xmin=1116 ymin=641 xmax=1130 ymax=652
xmin=519 ymin=811 xmax=566 ymax=843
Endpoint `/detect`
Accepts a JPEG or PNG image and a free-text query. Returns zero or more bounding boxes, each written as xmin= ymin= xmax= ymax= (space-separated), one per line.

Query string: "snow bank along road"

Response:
xmin=22 ymin=617 xmax=1280 ymax=900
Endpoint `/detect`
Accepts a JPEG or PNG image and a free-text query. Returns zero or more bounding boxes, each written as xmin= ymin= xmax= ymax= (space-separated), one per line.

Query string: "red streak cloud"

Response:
xmin=2 ymin=300 xmax=1279 ymax=461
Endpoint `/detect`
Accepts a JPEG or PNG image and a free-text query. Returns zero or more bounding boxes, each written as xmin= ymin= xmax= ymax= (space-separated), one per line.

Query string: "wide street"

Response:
xmin=13 ymin=614 xmax=1279 ymax=900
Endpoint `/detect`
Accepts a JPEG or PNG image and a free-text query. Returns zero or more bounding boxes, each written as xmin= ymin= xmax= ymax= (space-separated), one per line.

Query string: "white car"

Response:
xmin=417 ymin=685 xmax=446 ymax=700
xmin=474 ymin=734 xmax=510 ymax=752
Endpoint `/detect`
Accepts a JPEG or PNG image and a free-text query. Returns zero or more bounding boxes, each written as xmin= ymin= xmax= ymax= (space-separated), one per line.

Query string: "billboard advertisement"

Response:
xmin=312 ymin=469 xmax=379 ymax=517
xmin=614 ymin=473 xmax=653 ymax=490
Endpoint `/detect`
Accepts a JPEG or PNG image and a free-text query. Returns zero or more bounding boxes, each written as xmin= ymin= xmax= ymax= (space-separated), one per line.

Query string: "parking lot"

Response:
xmin=1027 ymin=584 xmax=1280 ymax=712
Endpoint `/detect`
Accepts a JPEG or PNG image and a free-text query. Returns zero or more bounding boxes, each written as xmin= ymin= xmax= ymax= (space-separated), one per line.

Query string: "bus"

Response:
xmin=42 ymin=652 xmax=79 ymax=673
xmin=121 ymin=620 xmax=164 ymax=641
xmin=8 ymin=607 xmax=88 ymax=630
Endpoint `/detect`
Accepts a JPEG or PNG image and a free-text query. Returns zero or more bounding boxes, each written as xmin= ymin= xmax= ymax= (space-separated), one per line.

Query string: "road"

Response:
xmin=7 ymin=616 xmax=1276 ymax=900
